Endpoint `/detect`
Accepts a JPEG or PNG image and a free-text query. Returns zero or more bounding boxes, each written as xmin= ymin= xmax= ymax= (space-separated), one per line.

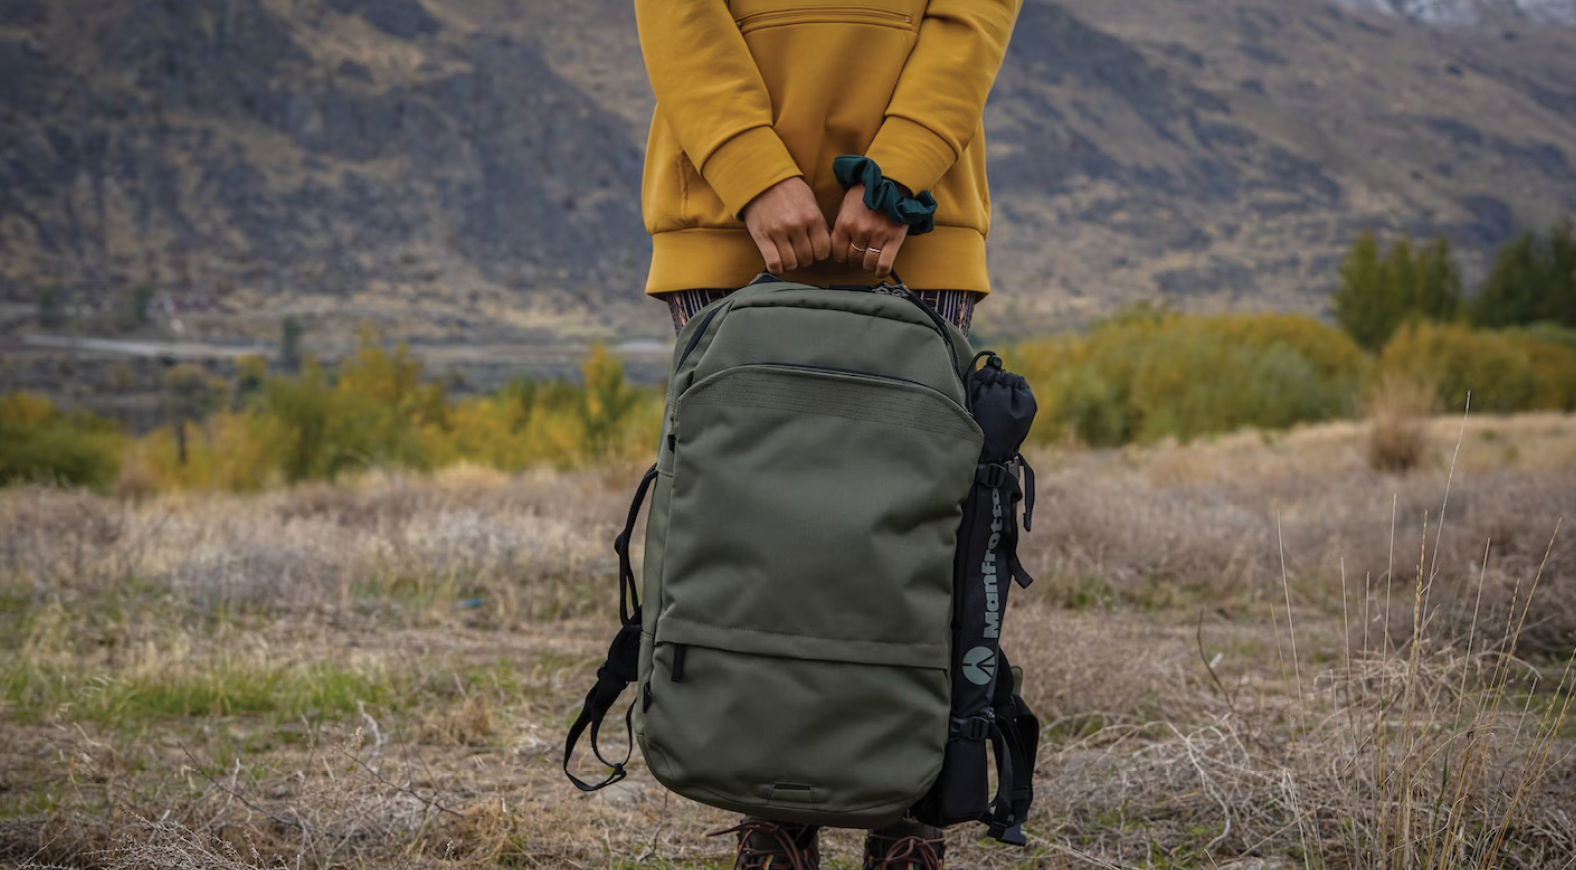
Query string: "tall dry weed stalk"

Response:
xmin=1039 ymin=525 xmax=1575 ymax=869
xmin=1324 ymin=407 xmax=1570 ymax=870
xmin=1340 ymin=520 xmax=1573 ymax=870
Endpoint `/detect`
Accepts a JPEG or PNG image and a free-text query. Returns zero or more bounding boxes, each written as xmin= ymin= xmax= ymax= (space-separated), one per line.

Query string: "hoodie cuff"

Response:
xmin=700 ymin=126 xmax=804 ymax=218
xmin=863 ymin=115 xmax=959 ymax=198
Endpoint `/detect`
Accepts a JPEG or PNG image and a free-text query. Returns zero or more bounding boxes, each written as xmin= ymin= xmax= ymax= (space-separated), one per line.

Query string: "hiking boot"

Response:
xmin=708 ymin=818 xmax=821 ymax=870
xmin=863 ymin=820 xmax=945 ymax=870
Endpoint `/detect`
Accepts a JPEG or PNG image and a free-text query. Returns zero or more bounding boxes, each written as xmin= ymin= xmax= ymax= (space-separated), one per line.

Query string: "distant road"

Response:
xmin=18 ymin=334 xmax=272 ymax=360
xmin=12 ymin=334 xmax=674 ymax=365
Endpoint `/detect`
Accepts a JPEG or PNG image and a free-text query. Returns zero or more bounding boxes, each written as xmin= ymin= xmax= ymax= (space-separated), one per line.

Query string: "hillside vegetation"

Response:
xmin=8 ymin=302 xmax=1576 ymax=494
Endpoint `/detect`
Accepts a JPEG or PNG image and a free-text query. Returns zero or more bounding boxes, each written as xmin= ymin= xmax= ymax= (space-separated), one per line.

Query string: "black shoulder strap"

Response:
xmin=563 ymin=465 xmax=658 ymax=791
xmin=1017 ymin=452 xmax=1036 ymax=533
xmin=980 ymin=649 xmax=1040 ymax=846
xmin=563 ymin=624 xmax=642 ymax=791
xmin=613 ymin=465 xmax=659 ymax=626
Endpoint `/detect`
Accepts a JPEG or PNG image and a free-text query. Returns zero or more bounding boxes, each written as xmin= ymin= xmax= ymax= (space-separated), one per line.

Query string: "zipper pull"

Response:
xmin=670 ymin=644 xmax=688 ymax=682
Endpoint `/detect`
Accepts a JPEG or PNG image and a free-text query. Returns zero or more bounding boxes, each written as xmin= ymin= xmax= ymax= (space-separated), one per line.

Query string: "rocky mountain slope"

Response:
xmin=2 ymin=0 xmax=1575 ymax=343
xmin=1334 ymin=0 xmax=1576 ymax=25
xmin=0 ymin=0 xmax=651 ymax=342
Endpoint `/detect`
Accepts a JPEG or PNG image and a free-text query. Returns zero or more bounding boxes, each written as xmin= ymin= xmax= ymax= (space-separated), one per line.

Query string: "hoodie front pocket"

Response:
xmin=735 ymin=6 xmax=915 ymax=34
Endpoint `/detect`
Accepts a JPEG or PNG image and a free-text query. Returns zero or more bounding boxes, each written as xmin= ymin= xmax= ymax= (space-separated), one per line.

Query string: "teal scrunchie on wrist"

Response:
xmin=832 ymin=155 xmax=938 ymax=236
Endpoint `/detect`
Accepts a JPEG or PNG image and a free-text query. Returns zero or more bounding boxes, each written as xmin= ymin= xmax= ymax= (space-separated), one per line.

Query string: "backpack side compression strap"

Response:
xmin=982 ymin=650 xmax=1040 ymax=845
xmin=563 ymin=465 xmax=658 ymax=792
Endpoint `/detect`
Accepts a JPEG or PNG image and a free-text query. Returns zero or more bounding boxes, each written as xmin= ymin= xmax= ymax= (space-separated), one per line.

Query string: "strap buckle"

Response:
xmin=951 ymin=715 xmax=992 ymax=742
xmin=976 ymin=462 xmax=1010 ymax=488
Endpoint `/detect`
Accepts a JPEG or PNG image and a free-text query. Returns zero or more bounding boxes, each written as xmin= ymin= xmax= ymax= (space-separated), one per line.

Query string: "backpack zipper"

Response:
xmin=670 ymin=644 xmax=688 ymax=682
xmin=676 ymin=304 xmax=725 ymax=372
xmin=755 ymin=362 xmax=969 ymax=412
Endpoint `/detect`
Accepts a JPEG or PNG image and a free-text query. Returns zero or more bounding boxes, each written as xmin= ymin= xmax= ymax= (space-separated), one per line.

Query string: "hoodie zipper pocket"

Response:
xmin=735 ymin=6 xmax=915 ymax=34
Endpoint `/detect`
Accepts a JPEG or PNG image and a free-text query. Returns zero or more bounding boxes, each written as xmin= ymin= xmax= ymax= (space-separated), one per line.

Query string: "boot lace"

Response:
xmin=866 ymin=834 xmax=944 ymax=870
xmin=708 ymin=820 xmax=816 ymax=870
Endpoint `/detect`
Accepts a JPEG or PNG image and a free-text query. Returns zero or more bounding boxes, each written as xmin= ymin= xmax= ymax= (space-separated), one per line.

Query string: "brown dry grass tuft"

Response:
xmin=420 ymin=695 xmax=496 ymax=747
xmin=1364 ymin=371 xmax=1439 ymax=474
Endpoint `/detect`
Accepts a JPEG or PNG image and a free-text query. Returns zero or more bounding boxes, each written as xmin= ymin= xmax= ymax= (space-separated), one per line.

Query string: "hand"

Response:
xmin=831 ymin=185 xmax=908 ymax=278
xmin=741 ymin=177 xmax=832 ymax=274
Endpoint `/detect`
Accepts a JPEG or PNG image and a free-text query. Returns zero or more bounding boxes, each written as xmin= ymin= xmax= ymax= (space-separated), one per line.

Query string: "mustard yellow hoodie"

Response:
xmin=634 ymin=0 xmax=1021 ymax=295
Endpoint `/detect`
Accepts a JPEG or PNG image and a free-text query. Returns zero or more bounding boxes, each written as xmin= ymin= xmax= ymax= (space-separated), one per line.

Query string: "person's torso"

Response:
xmin=641 ymin=0 xmax=991 ymax=241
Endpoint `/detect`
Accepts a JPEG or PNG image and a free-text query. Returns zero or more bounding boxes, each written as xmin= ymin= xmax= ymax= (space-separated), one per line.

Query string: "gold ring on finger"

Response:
xmin=851 ymin=243 xmax=867 ymax=252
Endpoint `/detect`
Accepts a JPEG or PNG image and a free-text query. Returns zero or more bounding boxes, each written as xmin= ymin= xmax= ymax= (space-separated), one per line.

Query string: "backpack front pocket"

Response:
xmin=661 ymin=364 xmax=980 ymax=649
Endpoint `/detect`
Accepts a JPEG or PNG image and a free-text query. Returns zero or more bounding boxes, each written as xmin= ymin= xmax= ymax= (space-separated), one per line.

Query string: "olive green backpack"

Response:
xmin=564 ymin=276 xmax=1039 ymax=843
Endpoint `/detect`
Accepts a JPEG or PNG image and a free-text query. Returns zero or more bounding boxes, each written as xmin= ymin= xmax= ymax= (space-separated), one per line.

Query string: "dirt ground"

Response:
xmin=2 ymin=413 xmax=1574 ymax=869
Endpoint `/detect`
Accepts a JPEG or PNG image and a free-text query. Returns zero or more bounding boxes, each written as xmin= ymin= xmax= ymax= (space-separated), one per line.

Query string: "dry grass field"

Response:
xmin=2 ymin=413 xmax=1574 ymax=870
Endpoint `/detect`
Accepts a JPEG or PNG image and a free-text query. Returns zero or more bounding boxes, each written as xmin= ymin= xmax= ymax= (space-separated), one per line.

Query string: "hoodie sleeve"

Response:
xmin=633 ymin=0 xmax=804 ymax=217
xmin=863 ymin=0 xmax=1021 ymax=196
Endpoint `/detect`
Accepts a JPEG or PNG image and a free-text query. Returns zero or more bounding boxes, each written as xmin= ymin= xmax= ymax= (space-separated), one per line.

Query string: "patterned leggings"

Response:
xmin=660 ymin=288 xmax=981 ymax=335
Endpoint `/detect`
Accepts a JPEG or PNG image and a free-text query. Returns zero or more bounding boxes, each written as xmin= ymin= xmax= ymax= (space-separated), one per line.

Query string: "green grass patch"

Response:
xmin=0 ymin=584 xmax=30 ymax=616
xmin=2 ymin=657 xmax=398 ymax=725
xmin=0 ymin=789 xmax=67 ymax=820
xmin=1036 ymin=574 xmax=1118 ymax=612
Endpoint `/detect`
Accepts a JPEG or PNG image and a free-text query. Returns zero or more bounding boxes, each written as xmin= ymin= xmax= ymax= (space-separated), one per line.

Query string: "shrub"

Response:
xmin=1375 ymin=321 xmax=1576 ymax=414
xmin=1016 ymin=312 xmax=1366 ymax=446
xmin=1130 ymin=336 xmax=1344 ymax=443
xmin=259 ymin=357 xmax=353 ymax=482
xmin=419 ymin=380 xmax=596 ymax=471
xmin=1523 ymin=337 xmax=1576 ymax=411
xmin=419 ymin=349 xmax=661 ymax=471
xmin=0 ymin=393 xmax=123 ymax=489
xmin=578 ymin=343 xmax=652 ymax=458
xmin=127 ymin=338 xmax=664 ymax=490
xmin=252 ymin=329 xmax=450 ymax=482
xmin=1197 ymin=313 xmax=1369 ymax=387
xmin=126 ymin=411 xmax=275 ymax=491
xmin=1507 ymin=321 xmax=1576 ymax=356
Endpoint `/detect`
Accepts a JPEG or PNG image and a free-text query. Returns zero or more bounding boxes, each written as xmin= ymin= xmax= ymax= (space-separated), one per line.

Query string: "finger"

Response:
xmin=830 ymin=222 xmax=850 ymax=264
xmin=861 ymin=236 xmax=882 ymax=274
xmin=875 ymin=234 xmax=904 ymax=278
xmin=846 ymin=232 xmax=868 ymax=267
xmin=809 ymin=218 xmax=833 ymax=263
xmin=775 ymin=231 xmax=799 ymax=273
xmin=789 ymin=226 xmax=815 ymax=272
xmin=751 ymin=226 xmax=782 ymax=274
xmin=847 ymin=219 xmax=876 ymax=269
